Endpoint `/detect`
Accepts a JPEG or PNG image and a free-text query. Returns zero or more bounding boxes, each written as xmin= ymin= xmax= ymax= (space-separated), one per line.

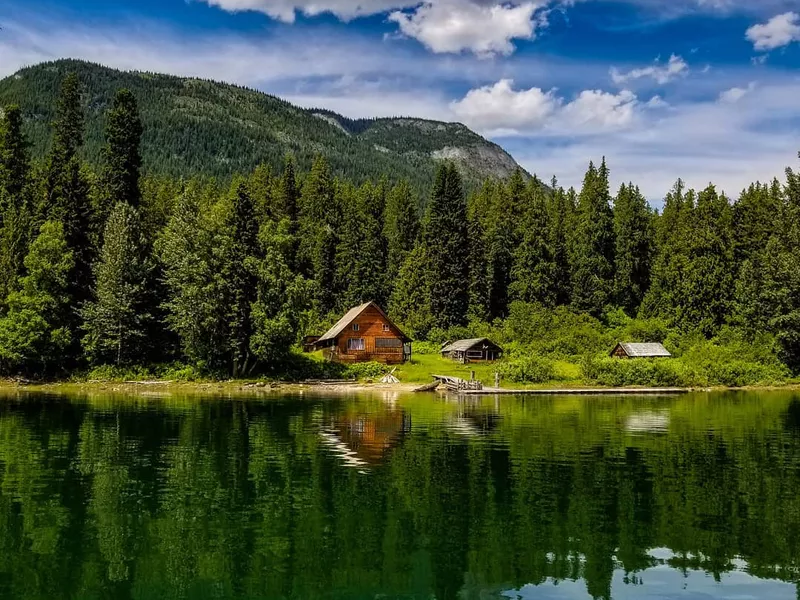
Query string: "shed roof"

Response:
xmin=441 ymin=338 xmax=503 ymax=354
xmin=317 ymin=302 xmax=410 ymax=344
xmin=614 ymin=342 xmax=672 ymax=358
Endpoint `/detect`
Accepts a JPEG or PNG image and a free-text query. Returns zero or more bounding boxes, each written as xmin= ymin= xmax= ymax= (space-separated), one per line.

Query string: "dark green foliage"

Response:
xmin=613 ymin=183 xmax=653 ymax=315
xmin=383 ymin=180 xmax=419 ymax=283
xmin=510 ymin=178 xmax=555 ymax=306
xmin=99 ymin=89 xmax=143 ymax=217
xmin=81 ymin=201 xmax=155 ymax=365
xmin=0 ymin=221 xmax=74 ymax=375
xmin=571 ymin=160 xmax=615 ymax=317
xmin=222 ymin=181 xmax=260 ymax=376
xmin=0 ymin=60 xmax=522 ymax=193
xmin=423 ymin=163 xmax=469 ymax=329
xmin=0 ymin=106 xmax=30 ymax=200
xmin=3 ymin=65 xmax=800 ymax=380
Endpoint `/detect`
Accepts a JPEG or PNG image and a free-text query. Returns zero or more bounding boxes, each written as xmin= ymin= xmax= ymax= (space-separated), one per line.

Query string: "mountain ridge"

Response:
xmin=0 ymin=59 xmax=526 ymax=190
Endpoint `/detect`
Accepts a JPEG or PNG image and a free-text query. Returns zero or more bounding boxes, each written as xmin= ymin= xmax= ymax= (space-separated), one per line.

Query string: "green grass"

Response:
xmin=394 ymin=353 xmax=583 ymax=388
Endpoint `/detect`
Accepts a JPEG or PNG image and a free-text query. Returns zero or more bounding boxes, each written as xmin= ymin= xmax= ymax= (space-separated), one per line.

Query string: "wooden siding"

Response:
xmin=327 ymin=305 xmax=409 ymax=364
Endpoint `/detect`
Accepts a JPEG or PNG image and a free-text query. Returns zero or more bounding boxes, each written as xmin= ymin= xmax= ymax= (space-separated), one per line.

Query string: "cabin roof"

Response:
xmin=613 ymin=342 xmax=672 ymax=358
xmin=441 ymin=338 xmax=503 ymax=353
xmin=317 ymin=301 xmax=410 ymax=343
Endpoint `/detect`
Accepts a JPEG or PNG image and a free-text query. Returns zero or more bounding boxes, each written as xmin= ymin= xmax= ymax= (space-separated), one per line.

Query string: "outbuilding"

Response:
xmin=441 ymin=338 xmax=504 ymax=363
xmin=314 ymin=302 xmax=411 ymax=364
xmin=611 ymin=342 xmax=672 ymax=359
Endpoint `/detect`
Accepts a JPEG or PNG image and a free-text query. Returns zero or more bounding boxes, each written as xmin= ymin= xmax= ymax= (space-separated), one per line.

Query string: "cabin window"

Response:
xmin=383 ymin=324 xmax=391 ymax=332
xmin=376 ymin=338 xmax=402 ymax=348
xmin=348 ymin=338 xmax=365 ymax=351
xmin=352 ymin=324 xmax=360 ymax=332
xmin=467 ymin=350 xmax=484 ymax=359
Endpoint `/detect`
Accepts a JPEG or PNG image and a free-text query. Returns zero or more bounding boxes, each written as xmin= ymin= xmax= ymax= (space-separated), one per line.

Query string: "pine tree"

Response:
xmin=0 ymin=106 xmax=30 ymax=201
xmin=158 ymin=185 xmax=229 ymax=370
xmin=486 ymin=170 xmax=524 ymax=318
xmin=423 ymin=163 xmax=469 ymax=328
xmin=384 ymin=180 xmax=420 ymax=285
xmin=466 ymin=208 xmax=490 ymax=321
xmin=43 ymin=73 xmax=83 ymax=215
xmin=336 ymin=181 xmax=387 ymax=308
xmin=733 ymin=180 xmax=782 ymax=266
xmin=389 ymin=245 xmax=434 ymax=337
xmin=0 ymin=221 xmax=74 ymax=375
xmin=298 ymin=156 xmax=339 ymax=312
xmin=510 ymin=178 xmax=555 ymax=306
xmin=250 ymin=219 xmax=312 ymax=365
xmin=548 ymin=178 xmax=573 ymax=306
xmin=82 ymin=202 xmax=154 ymax=366
xmin=571 ymin=159 xmax=615 ymax=316
xmin=98 ymin=89 xmax=143 ymax=222
xmin=221 ymin=181 xmax=260 ymax=377
xmin=613 ymin=183 xmax=653 ymax=315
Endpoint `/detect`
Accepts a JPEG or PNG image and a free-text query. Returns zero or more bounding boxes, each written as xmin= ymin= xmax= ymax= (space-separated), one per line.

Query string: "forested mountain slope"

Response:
xmin=0 ymin=59 xmax=524 ymax=188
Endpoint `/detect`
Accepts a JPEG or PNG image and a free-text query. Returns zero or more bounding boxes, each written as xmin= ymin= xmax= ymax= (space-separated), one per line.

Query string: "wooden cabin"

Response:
xmin=314 ymin=302 xmax=411 ymax=364
xmin=611 ymin=342 xmax=672 ymax=359
xmin=441 ymin=338 xmax=503 ymax=363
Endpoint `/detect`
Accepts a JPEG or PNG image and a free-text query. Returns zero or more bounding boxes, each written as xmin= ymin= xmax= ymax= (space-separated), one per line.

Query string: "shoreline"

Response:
xmin=1 ymin=378 xmax=798 ymax=397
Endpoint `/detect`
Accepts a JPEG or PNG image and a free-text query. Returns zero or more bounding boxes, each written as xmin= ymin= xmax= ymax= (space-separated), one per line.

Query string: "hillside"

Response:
xmin=0 ymin=59 xmax=525 ymax=189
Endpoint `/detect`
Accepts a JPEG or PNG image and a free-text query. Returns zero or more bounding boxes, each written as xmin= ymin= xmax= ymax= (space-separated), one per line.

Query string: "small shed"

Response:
xmin=441 ymin=338 xmax=504 ymax=363
xmin=302 ymin=335 xmax=320 ymax=353
xmin=314 ymin=301 xmax=411 ymax=364
xmin=611 ymin=342 xmax=672 ymax=359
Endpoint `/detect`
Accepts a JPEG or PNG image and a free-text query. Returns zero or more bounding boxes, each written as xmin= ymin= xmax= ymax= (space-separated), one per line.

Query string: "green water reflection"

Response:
xmin=0 ymin=390 xmax=799 ymax=600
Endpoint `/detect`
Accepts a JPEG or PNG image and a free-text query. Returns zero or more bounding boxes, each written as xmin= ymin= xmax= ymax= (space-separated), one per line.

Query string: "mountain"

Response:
xmin=0 ymin=59 xmax=525 ymax=190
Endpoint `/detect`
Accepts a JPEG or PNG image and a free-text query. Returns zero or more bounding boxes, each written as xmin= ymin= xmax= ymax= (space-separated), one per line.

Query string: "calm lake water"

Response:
xmin=0 ymin=390 xmax=799 ymax=600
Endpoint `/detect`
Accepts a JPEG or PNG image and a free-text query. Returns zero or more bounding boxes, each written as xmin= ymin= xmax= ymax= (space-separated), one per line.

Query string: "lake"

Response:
xmin=0 ymin=389 xmax=799 ymax=600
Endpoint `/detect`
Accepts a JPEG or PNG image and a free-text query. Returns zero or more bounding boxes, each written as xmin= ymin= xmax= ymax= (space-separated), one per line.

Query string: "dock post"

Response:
xmin=470 ymin=370 xmax=475 ymax=381
xmin=494 ymin=372 xmax=500 ymax=389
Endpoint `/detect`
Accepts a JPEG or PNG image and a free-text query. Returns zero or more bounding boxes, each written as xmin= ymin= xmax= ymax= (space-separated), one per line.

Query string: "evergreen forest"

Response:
xmin=2 ymin=70 xmax=800 ymax=386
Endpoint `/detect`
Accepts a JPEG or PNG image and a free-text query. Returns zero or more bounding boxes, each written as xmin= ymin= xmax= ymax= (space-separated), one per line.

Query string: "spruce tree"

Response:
xmin=81 ymin=202 xmax=154 ymax=366
xmin=98 ymin=89 xmax=143 ymax=222
xmin=486 ymin=170 xmax=524 ymax=319
xmin=466 ymin=208 xmax=491 ymax=321
xmin=571 ymin=159 xmax=615 ymax=316
xmin=613 ymin=183 xmax=653 ymax=315
xmin=298 ymin=156 xmax=339 ymax=312
xmin=0 ymin=106 xmax=30 ymax=201
xmin=389 ymin=245 xmax=434 ymax=337
xmin=548 ymin=178 xmax=573 ymax=306
xmin=510 ymin=178 xmax=555 ymax=306
xmin=423 ymin=163 xmax=469 ymax=329
xmin=0 ymin=221 xmax=74 ymax=376
xmin=221 ymin=181 xmax=260 ymax=377
xmin=384 ymin=180 xmax=420 ymax=285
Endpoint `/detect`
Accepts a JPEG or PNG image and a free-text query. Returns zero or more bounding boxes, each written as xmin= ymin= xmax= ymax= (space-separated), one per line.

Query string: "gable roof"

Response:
xmin=317 ymin=302 xmax=410 ymax=344
xmin=613 ymin=342 xmax=672 ymax=358
xmin=441 ymin=338 xmax=503 ymax=354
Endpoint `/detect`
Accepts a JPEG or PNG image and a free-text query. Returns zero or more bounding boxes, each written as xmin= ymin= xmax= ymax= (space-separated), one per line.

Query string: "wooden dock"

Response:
xmin=459 ymin=387 xmax=689 ymax=396
xmin=432 ymin=375 xmax=483 ymax=392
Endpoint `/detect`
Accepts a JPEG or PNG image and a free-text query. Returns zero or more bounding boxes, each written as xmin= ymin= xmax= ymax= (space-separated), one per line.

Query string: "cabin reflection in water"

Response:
xmin=320 ymin=405 xmax=411 ymax=468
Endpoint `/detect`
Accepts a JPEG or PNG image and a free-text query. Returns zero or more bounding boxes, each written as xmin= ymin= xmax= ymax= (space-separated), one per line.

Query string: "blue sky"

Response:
xmin=1 ymin=0 xmax=800 ymax=199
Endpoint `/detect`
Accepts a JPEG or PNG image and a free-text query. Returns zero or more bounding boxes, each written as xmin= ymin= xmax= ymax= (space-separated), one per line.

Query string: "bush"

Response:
xmin=581 ymin=356 xmax=691 ymax=387
xmin=500 ymin=354 xmax=557 ymax=384
xmin=412 ymin=341 xmax=442 ymax=355
xmin=344 ymin=362 xmax=391 ymax=381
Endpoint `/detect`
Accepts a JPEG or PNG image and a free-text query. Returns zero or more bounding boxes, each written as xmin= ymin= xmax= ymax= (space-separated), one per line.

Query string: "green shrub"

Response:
xmin=412 ymin=341 xmax=442 ymax=355
xmin=499 ymin=355 xmax=557 ymax=384
xmin=581 ymin=356 xmax=690 ymax=387
xmin=344 ymin=362 xmax=391 ymax=381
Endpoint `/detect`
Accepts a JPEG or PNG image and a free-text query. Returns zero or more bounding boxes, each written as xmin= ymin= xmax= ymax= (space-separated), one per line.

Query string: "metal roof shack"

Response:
xmin=611 ymin=342 xmax=672 ymax=359
xmin=441 ymin=338 xmax=503 ymax=363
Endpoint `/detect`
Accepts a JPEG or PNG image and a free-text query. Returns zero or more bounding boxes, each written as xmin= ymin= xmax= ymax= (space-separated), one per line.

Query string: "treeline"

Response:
xmin=1 ymin=72 xmax=800 ymax=378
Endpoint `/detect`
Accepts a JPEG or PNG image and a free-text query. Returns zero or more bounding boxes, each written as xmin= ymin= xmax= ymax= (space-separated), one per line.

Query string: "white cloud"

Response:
xmin=450 ymin=79 xmax=639 ymax=134
xmin=388 ymin=1 xmax=545 ymax=57
xmin=200 ymin=0 xmax=416 ymax=22
xmin=610 ymin=54 xmax=689 ymax=85
xmin=718 ymin=82 xmax=756 ymax=103
xmin=645 ymin=95 xmax=668 ymax=108
xmin=746 ymin=12 xmax=800 ymax=51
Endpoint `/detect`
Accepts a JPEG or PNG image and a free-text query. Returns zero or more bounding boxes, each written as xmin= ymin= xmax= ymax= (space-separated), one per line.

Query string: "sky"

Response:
xmin=1 ymin=0 xmax=800 ymax=200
